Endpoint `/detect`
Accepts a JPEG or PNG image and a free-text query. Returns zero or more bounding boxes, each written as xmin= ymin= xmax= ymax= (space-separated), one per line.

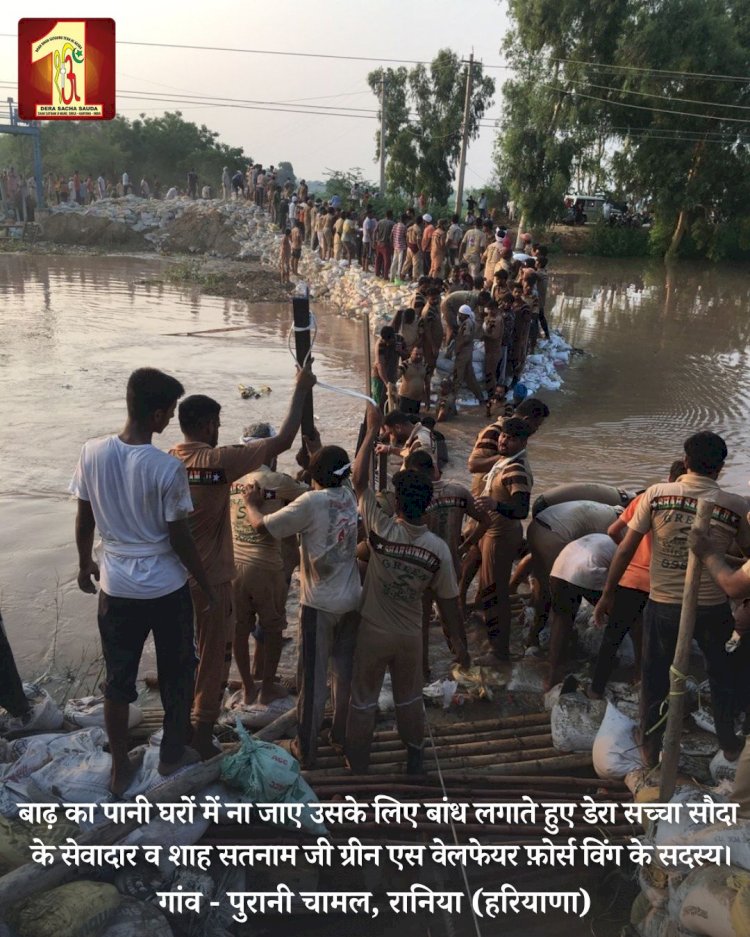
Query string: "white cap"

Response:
xmin=423 ymin=213 xmax=433 ymax=223
xmin=458 ymin=304 xmax=474 ymax=320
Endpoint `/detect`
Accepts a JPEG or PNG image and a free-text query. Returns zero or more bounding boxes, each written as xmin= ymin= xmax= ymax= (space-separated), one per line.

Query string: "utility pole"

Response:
xmin=379 ymin=73 xmax=386 ymax=196
xmin=454 ymin=53 xmax=474 ymax=218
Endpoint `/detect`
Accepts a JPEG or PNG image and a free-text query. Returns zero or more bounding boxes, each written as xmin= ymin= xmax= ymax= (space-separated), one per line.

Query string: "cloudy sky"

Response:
xmin=4 ymin=0 xmax=510 ymax=187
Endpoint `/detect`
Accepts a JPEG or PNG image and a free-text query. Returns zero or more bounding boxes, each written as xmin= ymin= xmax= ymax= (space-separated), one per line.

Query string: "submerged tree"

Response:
xmin=368 ymin=49 xmax=495 ymax=205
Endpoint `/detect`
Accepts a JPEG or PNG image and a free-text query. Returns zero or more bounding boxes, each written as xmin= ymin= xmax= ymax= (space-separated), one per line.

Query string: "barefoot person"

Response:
xmin=594 ymin=431 xmax=750 ymax=767
xmin=346 ymin=404 xmax=470 ymax=774
xmin=230 ymin=453 xmax=307 ymax=708
xmin=170 ymin=365 xmax=316 ymax=759
xmin=689 ymin=522 xmax=750 ymax=817
xmin=242 ymin=445 xmax=361 ymax=769
xmin=71 ymin=368 xmax=213 ymax=795
xmin=475 ymin=416 xmax=534 ymax=666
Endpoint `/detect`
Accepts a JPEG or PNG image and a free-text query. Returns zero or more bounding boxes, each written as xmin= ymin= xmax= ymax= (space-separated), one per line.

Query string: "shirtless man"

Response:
xmin=371 ymin=326 xmax=400 ymax=412
xmin=452 ymin=305 xmax=486 ymax=405
xmin=397 ymin=347 xmax=427 ymax=416
xmin=403 ymin=217 xmax=423 ymax=281
xmin=392 ymin=307 xmax=422 ymax=356
xmin=430 ymin=219 xmax=448 ymax=278
xmin=290 ymin=223 xmax=302 ymax=275
xmin=419 ymin=287 xmax=444 ymax=405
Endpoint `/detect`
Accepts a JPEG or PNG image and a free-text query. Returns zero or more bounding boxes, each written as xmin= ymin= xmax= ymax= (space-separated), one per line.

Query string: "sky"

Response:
xmin=2 ymin=0 xmax=510 ymax=189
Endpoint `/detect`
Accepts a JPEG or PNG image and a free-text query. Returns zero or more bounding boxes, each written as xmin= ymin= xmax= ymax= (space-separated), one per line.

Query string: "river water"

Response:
xmin=1 ymin=252 xmax=750 ymax=677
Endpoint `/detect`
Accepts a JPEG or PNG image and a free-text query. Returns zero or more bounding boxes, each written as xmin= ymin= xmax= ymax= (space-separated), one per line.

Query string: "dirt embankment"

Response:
xmin=40 ymin=213 xmax=150 ymax=249
xmin=155 ymin=257 xmax=293 ymax=304
xmin=158 ymin=208 xmax=243 ymax=256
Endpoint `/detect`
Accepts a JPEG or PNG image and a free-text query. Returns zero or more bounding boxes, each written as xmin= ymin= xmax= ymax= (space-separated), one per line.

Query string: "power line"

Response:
xmin=542 ymin=83 xmax=750 ymax=124
xmin=563 ymin=77 xmax=750 ymax=112
xmin=550 ymin=56 xmax=750 ymax=85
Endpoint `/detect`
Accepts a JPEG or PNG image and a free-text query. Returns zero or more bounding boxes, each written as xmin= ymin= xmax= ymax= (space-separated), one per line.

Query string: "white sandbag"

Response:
xmin=592 ymin=701 xmax=644 ymax=779
xmin=638 ymin=864 xmax=670 ymax=910
xmin=27 ymin=748 xmax=113 ymax=804
xmin=668 ymin=865 xmax=744 ymax=937
xmin=544 ymin=683 xmax=563 ymax=712
xmin=0 ymin=683 xmax=63 ymax=735
xmin=506 ymin=658 xmax=548 ymax=695
xmin=64 ymin=696 xmax=143 ymax=730
xmin=378 ymin=673 xmax=395 ymax=712
xmin=551 ymin=692 xmax=606 ymax=752
xmin=219 ymin=691 xmax=295 ymax=729
xmin=710 ymin=751 xmax=737 ymax=785
xmin=678 ymin=822 xmax=750 ymax=874
xmin=100 ymin=897 xmax=172 ymax=937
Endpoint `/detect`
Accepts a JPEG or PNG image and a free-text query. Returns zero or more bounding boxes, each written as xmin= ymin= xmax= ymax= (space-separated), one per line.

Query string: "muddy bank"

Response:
xmin=144 ymin=257 xmax=294 ymax=304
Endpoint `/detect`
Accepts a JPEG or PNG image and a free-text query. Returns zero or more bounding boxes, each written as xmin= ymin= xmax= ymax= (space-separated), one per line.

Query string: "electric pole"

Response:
xmin=379 ymin=73 xmax=386 ymax=196
xmin=454 ymin=53 xmax=474 ymax=217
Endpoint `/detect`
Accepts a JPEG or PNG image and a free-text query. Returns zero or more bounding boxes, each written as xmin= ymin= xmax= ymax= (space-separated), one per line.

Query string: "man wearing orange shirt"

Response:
xmin=588 ymin=459 xmax=685 ymax=698
xmin=170 ymin=365 xmax=315 ymax=758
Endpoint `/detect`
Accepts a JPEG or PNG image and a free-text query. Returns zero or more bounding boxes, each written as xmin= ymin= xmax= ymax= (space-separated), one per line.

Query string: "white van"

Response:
xmin=563 ymin=194 xmax=605 ymax=225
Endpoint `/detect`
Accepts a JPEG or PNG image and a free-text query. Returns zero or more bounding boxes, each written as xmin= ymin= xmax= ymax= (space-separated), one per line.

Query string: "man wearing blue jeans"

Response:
xmin=595 ymin=432 xmax=750 ymax=767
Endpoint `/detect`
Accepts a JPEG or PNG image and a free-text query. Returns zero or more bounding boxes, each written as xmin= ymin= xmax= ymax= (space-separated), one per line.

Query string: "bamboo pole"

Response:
xmin=303 ymin=748 xmax=589 ymax=779
xmin=659 ymin=497 xmax=713 ymax=802
xmin=314 ymin=722 xmax=552 ymax=756
xmin=0 ymin=753 xmax=226 ymax=914
xmin=310 ymin=733 xmax=554 ymax=770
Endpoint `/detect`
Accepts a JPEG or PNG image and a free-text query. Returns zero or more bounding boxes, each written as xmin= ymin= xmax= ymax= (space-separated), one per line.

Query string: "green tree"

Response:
xmin=496 ymin=0 xmax=750 ymax=258
xmin=368 ymin=50 xmax=495 ymax=205
xmin=275 ymin=161 xmax=296 ymax=189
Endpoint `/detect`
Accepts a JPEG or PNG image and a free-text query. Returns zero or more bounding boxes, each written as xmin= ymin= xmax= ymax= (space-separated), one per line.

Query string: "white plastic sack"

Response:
xmin=710 ymin=751 xmax=738 ymax=785
xmin=506 ymin=658 xmax=548 ymax=695
xmin=64 ymin=696 xmax=143 ymax=730
xmin=668 ymin=865 xmax=739 ymax=937
xmin=592 ymin=701 xmax=644 ymax=780
xmin=0 ymin=683 xmax=63 ymax=735
xmin=551 ymin=692 xmax=606 ymax=752
xmin=220 ymin=690 xmax=295 ymax=729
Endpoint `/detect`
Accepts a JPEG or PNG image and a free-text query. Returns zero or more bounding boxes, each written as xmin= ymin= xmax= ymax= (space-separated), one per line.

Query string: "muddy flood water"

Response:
xmin=2 ymin=252 xmax=750 ymax=680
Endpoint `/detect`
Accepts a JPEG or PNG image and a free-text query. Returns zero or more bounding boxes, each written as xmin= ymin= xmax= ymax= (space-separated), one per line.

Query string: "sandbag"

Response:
xmin=638 ymin=863 xmax=670 ymax=910
xmin=0 ymin=684 xmax=63 ymax=736
xmin=219 ymin=691 xmax=295 ymax=729
xmin=0 ymin=814 xmax=81 ymax=875
xmin=532 ymin=483 xmax=628 ymax=518
xmin=668 ymin=865 xmax=744 ymax=937
xmin=592 ymin=701 xmax=645 ymax=780
xmin=550 ymin=692 xmax=606 ymax=752
xmin=506 ymin=658 xmax=548 ymax=696
xmin=64 ymin=697 xmax=142 ymax=730
xmin=10 ymin=881 xmax=121 ymax=937
xmin=710 ymin=751 xmax=737 ymax=785
xmin=220 ymin=721 xmax=325 ymax=835
xmin=99 ymin=898 xmax=172 ymax=937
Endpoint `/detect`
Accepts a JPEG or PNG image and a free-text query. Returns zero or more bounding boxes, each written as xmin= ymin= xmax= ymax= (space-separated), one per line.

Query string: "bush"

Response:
xmin=585 ymin=222 xmax=651 ymax=257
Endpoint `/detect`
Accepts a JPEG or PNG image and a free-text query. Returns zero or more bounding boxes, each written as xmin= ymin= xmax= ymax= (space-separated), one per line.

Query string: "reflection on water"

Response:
xmin=1 ymin=252 xmax=750 ymax=670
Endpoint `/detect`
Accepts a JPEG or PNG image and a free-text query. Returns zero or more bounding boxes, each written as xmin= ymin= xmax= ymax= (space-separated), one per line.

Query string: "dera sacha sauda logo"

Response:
xmin=18 ymin=19 xmax=115 ymax=120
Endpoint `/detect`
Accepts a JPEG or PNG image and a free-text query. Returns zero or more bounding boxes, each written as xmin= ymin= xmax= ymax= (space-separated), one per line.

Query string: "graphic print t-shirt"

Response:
xmin=359 ymin=487 xmax=458 ymax=635
xmin=264 ymin=486 xmax=361 ymax=614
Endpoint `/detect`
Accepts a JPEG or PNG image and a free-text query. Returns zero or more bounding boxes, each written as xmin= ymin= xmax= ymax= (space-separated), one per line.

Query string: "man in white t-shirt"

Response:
xmin=71 ymin=368 xmax=213 ymax=796
xmin=544 ymin=533 xmax=616 ymax=690
xmin=242 ymin=444 xmax=360 ymax=769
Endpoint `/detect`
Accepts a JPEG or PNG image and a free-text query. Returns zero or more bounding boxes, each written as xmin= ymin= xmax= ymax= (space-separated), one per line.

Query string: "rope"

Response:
xmin=425 ymin=715 xmax=483 ymax=937
xmin=645 ymin=664 xmax=688 ymax=737
xmin=287 ymin=309 xmax=378 ymax=406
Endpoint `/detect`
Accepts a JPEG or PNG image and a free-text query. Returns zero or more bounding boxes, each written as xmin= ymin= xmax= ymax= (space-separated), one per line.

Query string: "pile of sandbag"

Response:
xmin=0 ymin=684 xmax=63 ymax=737
xmin=629 ymin=784 xmax=750 ymax=936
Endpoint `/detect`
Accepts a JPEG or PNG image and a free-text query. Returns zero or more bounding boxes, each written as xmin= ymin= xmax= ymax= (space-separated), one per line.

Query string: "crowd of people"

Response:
xmin=3 ymin=165 xmax=749 ymax=820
